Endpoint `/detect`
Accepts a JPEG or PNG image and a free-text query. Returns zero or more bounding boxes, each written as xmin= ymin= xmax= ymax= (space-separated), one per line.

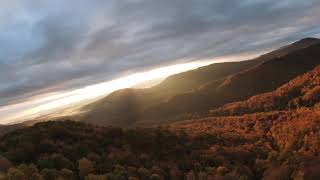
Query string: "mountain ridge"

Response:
xmin=136 ymin=39 xmax=320 ymax=126
xmin=77 ymin=38 xmax=320 ymax=127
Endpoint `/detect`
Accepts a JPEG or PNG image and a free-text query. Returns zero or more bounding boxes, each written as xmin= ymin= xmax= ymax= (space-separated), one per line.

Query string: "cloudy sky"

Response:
xmin=1 ymin=0 xmax=320 ymax=124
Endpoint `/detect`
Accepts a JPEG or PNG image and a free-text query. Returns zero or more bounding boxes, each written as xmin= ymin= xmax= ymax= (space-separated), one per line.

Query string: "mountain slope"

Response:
xmin=211 ymin=65 xmax=320 ymax=116
xmin=0 ymin=124 xmax=23 ymax=136
xmin=77 ymin=38 xmax=320 ymax=127
xmin=139 ymin=39 xmax=320 ymax=125
xmin=2 ymin=103 xmax=320 ymax=180
xmin=168 ymin=66 xmax=320 ymax=179
xmin=1 ymin=91 xmax=320 ymax=179
xmin=254 ymin=37 xmax=320 ymax=63
xmin=81 ymin=60 xmax=259 ymax=126
xmin=171 ymin=65 xmax=320 ymax=133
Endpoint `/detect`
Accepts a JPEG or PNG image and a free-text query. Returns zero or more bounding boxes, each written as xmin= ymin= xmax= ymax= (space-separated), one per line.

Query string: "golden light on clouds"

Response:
xmin=0 ymin=52 xmax=264 ymax=124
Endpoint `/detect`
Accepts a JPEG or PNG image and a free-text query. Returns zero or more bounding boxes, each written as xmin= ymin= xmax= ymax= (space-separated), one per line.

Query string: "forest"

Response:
xmin=0 ymin=104 xmax=319 ymax=180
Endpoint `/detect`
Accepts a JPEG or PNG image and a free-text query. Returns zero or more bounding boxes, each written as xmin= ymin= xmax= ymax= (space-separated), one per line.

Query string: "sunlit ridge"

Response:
xmin=0 ymin=52 xmax=264 ymax=124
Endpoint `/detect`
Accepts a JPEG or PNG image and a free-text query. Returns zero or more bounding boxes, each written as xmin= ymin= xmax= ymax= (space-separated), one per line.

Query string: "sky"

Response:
xmin=1 ymin=0 xmax=320 ymax=124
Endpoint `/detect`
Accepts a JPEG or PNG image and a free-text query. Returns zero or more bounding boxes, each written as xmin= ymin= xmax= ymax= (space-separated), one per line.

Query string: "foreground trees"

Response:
xmin=78 ymin=158 xmax=94 ymax=178
xmin=0 ymin=111 xmax=319 ymax=180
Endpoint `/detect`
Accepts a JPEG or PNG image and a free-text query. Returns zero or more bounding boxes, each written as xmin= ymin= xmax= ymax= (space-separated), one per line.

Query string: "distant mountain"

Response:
xmin=80 ymin=38 xmax=320 ymax=127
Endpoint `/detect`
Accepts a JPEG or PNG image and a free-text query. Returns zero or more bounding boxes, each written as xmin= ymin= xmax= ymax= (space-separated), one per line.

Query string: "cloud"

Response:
xmin=0 ymin=0 xmax=320 ymax=108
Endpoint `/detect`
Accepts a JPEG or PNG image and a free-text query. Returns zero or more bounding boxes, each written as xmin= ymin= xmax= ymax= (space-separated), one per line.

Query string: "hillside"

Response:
xmin=168 ymin=65 xmax=320 ymax=179
xmin=0 ymin=125 xmax=5 ymax=136
xmin=0 ymin=124 xmax=23 ymax=136
xmin=1 ymin=105 xmax=320 ymax=179
xmin=80 ymin=38 xmax=320 ymax=127
xmin=171 ymin=65 xmax=320 ymax=134
xmin=254 ymin=37 xmax=320 ymax=63
xmin=80 ymin=60 xmax=259 ymax=126
xmin=1 ymin=104 xmax=320 ymax=180
xmin=135 ymin=38 xmax=320 ymax=126
xmin=0 ymin=120 xmax=262 ymax=179
xmin=211 ymin=66 xmax=320 ymax=116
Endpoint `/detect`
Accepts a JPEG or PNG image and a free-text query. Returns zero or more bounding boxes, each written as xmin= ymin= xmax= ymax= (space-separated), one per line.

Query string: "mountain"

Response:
xmin=171 ymin=64 xmax=320 ymax=133
xmin=211 ymin=65 xmax=320 ymax=116
xmin=80 ymin=59 xmax=260 ymax=126
xmin=254 ymin=37 xmax=320 ymax=63
xmin=142 ymin=39 xmax=320 ymax=123
xmin=0 ymin=65 xmax=319 ymax=179
xmin=168 ymin=65 xmax=320 ymax=179
xmin=81 ymin=38 xmax=320 ymax=127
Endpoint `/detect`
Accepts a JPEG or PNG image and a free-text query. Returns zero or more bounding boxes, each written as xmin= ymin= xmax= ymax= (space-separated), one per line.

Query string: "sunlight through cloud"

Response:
xmin=1 ymin=52 xmax=262 ymax=124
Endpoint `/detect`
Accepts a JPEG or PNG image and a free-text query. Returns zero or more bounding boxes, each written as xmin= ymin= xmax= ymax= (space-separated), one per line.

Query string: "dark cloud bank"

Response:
xmin=1 ymin=0 xmax=320 ymax=107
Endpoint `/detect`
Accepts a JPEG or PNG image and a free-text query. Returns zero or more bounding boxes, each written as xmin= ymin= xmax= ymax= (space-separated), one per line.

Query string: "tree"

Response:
xmin=17 ymin=164 xmax=39 ymax=178
xmin=186 ymin=171 xmax=195 ymax=180
xmin=128 ymin=177 xmax=139 ymax=180
xmin=59 ymin=168 xmax=74 ymax=179
xmin=40 ymin=168 xmax=58 ymax=180
xmin=262 ymin=165 xmax=291 ymax=180
xmin=85 ymin=174 xmax=107 ymax=180
xmin=30 ymin=173 xmax=44 ymax=180
xmin=198 ymin=172 xmax=207 ymax=180
xmin=7 ymin=168 xmax=25 ymax=180
xmin=37 ymin=154 xmax=74 ymax=170
xmin=150 ymin=174 xmax=161 ymax=180
xmin=169 ymin=167 xmax=183 ymax=180
xmin=217 ymin=166 xmax=228 ymax=175
xmin=0 ymin=156 xmax=12 ymax=172
xmin=138 ymin=167 xmax=150 ymax=180
xmin=78 ymin=158 xmax=94 ymax=178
